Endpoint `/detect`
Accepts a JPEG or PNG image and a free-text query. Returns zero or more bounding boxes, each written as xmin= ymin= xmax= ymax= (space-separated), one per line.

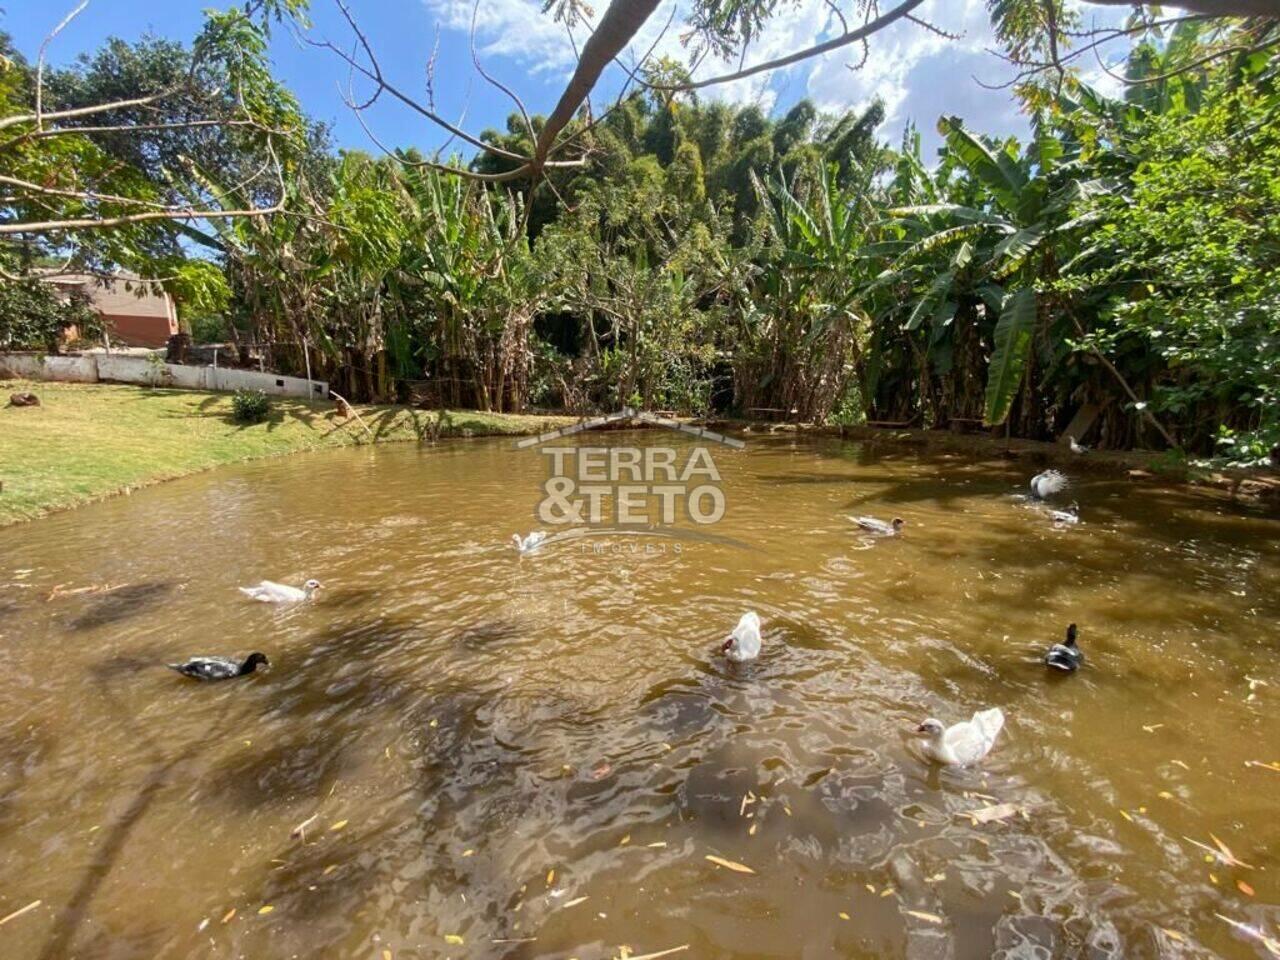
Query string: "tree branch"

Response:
xmin=663 ymin=0 xmax=929 ymax=92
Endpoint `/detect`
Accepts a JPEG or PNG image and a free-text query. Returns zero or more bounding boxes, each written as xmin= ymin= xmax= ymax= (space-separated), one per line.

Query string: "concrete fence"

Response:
xmin=0 ymin=352 xmax=328 ymax=400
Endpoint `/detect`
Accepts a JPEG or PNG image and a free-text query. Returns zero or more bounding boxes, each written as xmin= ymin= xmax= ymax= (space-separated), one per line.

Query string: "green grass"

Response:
xmin=0 ymin=380 xmax=574 ymax=526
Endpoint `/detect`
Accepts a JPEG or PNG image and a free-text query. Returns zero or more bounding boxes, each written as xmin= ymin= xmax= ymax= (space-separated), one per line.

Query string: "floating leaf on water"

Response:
xmin=290 ymin=814 xmax=318 ymax=840
xmin=1119 ymin=810 xmax=1133 ymax=822
xmin=462 ymin=849 xmax=474 ymax=857
xmin=1210 ymin=833 xmax=1254 ymax=868
xmin=1158 ymin=791 xmax=1174 ymax=800
xmin=748 ymin=823 xmax=758 ymax=836
xmin=1215 ymin=913 xmax=1280 ymax=957
xmin=322 ymin=864 xmax=338 ymax=876
xmin=329 ymin=820 xmax=348 ymax=832
xmin=258 ymin=905 xmax=274 ymax=915
xmin=383 ymin=950 xmax=393 ymax=960
xmin=1142 ymin=724 xmax=1163 ymax=733
xmin=865 ymin=884 xmax=876 ymax=894
xmin=546 ymin=869 xmax=556 ymax=886
xmin=221 ymin=909 xmax=236 ymax=924
xmin=783 ymin=804 xmax=792 ymax=817
xmin=1161 ymin=929 xmax=1186 ymax=943
xmin=444 ymin=934 xmax=464 ymax=945
xmin=1184 ymin=834 xmax=1254 ymax=869
xmin=704 ymin=855 xmax=755 ymax=875
xmin=965 ymin=803 xmax=1021 ymax=825
xmin=1245 ymin=760 xmax=1280 ymax=774
xmin=0 ymin=900 xmax=41 ymax=928
xmin=647 ymin=842 xmax=667 ymax=848
xmin=1171 ymin=760 xmax=1190 ymax=770
xmin=926 ymin=873 xmax=946 ymax=883
xmin=905 ymin=910 xmax=944 ymax=925
xmin=562 ymin=896 xmax=589 ymax=909
xmin=880 ymin=888 xmax=894 ymax=898
xmin=616 ymin=945 xmax=688 ymax=960
xmin=619 ymin=835 xmax=631 ymax=846
xmin=1238 ymin=880 xmax=1256 ymax=897
xmin=838 ymin=912 xmax=850 ymax=920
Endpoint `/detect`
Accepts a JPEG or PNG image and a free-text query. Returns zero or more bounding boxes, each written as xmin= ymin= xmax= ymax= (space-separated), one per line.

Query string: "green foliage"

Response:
xmin=0 ymin=280 xmax=101 ymax=352
xmin=985 ymin=288 xmax=1037 ymax=426
xmin=1058 ymin=81 xmax=1280 ymax=459
xmin=1 ymin=4 xmax=314 ymax=278
xmin=3 ymin=5 xmax=1277 ymax=463
xmin=231 ymin=388 xmax=271 ymax=424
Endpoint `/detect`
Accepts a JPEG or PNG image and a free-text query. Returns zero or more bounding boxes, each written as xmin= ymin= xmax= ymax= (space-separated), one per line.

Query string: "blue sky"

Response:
xmin=4 ymin=1 xmax=1124 ymax=160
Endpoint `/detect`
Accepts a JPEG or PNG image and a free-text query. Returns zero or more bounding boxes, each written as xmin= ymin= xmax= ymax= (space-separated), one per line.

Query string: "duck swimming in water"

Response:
xmin=168 ymin=652 xmax=270 ymax=681
xmin=916 ymin=708 xmax=1005 ymax=766
xmin=239 ymin=579 xmax=321 ymax=603
xmin=852 ymin=516 xmax=905 ymax=537
xmin=1044 ymin=623 xmax=1083 ymax=672
xmin=1068 ymin=435 xmax=1090 ymax=454
xmin=721 ymin=612 xmax=762 ymax=662
xmin=1029 ymin=469 xmax=1069 ymax=500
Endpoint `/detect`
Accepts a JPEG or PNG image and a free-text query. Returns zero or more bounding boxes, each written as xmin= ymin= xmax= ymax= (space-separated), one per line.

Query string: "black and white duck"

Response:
xmin=1044 ymin=624 xmax=1083 ymax=673
xmin=168 ymin=652 xmax=270 ymax=681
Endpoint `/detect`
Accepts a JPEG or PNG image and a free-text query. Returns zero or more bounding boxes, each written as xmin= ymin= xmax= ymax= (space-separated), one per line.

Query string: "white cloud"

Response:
xmin=425 ymin=0 xmax=585 ymax=77
xmin=418 ymin=0 xmax=1130 ymax=148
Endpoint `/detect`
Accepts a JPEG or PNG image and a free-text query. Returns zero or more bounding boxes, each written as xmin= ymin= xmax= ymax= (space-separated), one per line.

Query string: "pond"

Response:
xmin=0 ymin=431 xmax=1277 ymax=959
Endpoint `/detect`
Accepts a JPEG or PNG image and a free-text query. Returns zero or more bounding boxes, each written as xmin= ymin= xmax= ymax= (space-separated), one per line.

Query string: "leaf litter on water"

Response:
xmin=905 ymin=910 xmax=944 ymax=924
xmin=704 ymin=855 xmax=755 ymax=874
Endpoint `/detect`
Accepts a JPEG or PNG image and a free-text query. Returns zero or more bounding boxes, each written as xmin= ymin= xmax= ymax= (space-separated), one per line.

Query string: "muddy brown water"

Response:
xmin=0 ymin=432 xmax=1277 ymax=959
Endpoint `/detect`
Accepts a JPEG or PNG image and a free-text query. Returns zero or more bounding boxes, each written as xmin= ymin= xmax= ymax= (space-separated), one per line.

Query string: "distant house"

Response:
xmin=43 ymin=271 xmax=179 ymax=348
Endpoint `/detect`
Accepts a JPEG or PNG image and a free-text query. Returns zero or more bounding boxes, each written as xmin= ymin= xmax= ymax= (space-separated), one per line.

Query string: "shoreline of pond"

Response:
xmin=2 ymin=380 xmax=1276 ymax=528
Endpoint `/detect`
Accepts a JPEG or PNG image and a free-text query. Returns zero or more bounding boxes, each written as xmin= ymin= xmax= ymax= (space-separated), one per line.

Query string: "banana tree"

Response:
xmin=867 ymin=116 xmax=1102 ymax=427
xmin=741 ymin=159 xmax=877 ymax=421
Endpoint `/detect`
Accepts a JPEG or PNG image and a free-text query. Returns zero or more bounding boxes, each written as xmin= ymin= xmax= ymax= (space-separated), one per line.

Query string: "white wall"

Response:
xmin=0 ymin=351 xmax=327 ymax=399
xmin=0 ymin=353 xmax=98 ymax=382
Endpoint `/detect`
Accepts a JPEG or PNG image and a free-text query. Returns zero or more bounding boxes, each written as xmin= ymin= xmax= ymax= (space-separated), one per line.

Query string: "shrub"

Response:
xmin=231 ymin=389 xmax=270 ymax=424
xmin=0 ymin=280 xmax=102 ymax=353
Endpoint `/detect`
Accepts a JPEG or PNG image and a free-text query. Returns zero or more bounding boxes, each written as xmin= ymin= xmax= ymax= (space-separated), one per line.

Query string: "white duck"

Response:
xmin=1068 ymin=435 xmax=1090 ymax=454
xmin=721 ymin=611 xmax=762 ymax=662
xmin=239 ymin=579 xmax=321 ymax=603
xmin=916 ymin=708 xmax=1005 ymax=766
xmin=853 ymin=516 xmax=905 ymax=537
xmin=1029 ymin=469 xmax=1069 ymax=500
xmin=512 ymin=531 xmax=549 ymax=555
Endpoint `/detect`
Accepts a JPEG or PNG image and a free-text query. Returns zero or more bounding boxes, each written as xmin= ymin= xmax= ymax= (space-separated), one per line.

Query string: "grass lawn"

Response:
xmin=0 ymin=380 xmax=573 ymax=526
